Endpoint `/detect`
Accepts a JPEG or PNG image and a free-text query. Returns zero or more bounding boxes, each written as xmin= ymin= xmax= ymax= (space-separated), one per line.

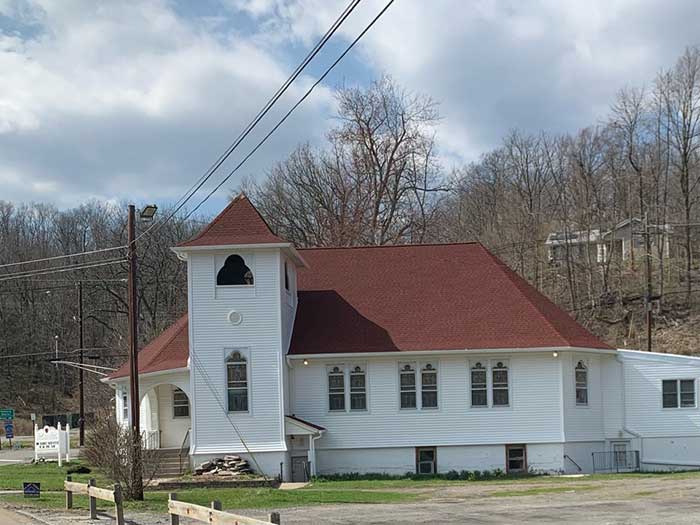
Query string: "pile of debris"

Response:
xmin=193 ymin=455 xmax=254 ymax=477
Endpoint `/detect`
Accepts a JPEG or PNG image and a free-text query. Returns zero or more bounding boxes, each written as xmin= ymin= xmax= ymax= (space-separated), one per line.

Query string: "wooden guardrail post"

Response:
xmin=88 ymin=478 xmax=97 ymax=520
xmin=113 ymin=483 xmax=125 ymax=525
xmin=211 ymin=500 xmax=222 ymax=511
xmin=169 ymin=493 xmax=179 ymax=525
xmin=65 ymin=475 xmax=73 ymax=509
xmin=269 ymin=511 xmax=281 ymax=524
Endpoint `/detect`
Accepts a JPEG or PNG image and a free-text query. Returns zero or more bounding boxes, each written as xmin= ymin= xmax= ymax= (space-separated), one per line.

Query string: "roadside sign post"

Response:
xmin=3 ymin=420 xmax=13 ymax=448
xmin=23 ymin=482 xmax=41 ymax=498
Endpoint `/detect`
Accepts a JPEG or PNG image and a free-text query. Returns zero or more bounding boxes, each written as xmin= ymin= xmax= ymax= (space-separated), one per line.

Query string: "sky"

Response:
xmin=1 ymin=0 xmax=700 ymax=215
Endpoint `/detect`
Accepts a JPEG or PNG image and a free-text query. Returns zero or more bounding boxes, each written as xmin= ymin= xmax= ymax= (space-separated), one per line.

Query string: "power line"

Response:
xmin=0 ymin=258 xmax=124 ymax=283
xmin=183 ymin=0 xmax=397 ymax=220
xmin=135 ymin=0 xmax=363 ymax=243
xmin=0 ymin=245 xmax=127 ymax=271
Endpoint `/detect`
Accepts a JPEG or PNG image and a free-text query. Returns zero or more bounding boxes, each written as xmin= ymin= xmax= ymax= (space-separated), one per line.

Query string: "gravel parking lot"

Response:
xmin=6 ymin=473 xmax=700 ymax=524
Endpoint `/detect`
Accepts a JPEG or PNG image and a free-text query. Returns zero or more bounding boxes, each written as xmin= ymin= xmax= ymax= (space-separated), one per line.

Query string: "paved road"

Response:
xmin=0 ymin=507 xmax=36 ymax=525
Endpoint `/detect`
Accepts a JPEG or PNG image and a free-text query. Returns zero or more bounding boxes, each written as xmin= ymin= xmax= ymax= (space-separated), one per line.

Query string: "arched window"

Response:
xmin=421 ymin=363 xmax=438 ymax=408
xmin=328 ymin=366 xmax=345 ymax=411
xmin=492 ymin=361 xmax=509 ymax=406
xmin=400 ymin=363 xmax=417 ymax=409
xmin=471 ymin=362 xmax=487 ymax=407
xmin=350 ymin=366 xmax=367 ymax=411
xmin=217 ymin=255 xmax=254 ymax=286
xmin=226 ymin=351 xmax=249 ymax=412
xmin=575 ymin=361 xmax=588 ymax=406
xmin=172 ymin=387 xmax=190 ymax=418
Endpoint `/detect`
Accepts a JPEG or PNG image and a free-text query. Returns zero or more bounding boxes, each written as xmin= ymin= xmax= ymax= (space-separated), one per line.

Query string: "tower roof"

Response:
xmin=177 ymin=193 xmax=285 ymax=248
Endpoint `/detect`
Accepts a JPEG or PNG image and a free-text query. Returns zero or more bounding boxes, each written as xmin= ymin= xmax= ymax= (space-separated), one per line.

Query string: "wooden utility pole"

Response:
xmin=78 ymin=280 xmax=85 ymax=447
xmin=643 ymin=213 xmax=653 ymax=352
xmin=127 ymin=204 xmax=144 ymax=499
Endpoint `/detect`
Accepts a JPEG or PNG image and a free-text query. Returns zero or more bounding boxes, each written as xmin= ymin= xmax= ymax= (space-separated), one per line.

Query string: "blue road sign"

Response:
xmin=23 ymin=482 xmax=40 ymax=498
xmin=4 ymin=420 xmax=14 ymax=439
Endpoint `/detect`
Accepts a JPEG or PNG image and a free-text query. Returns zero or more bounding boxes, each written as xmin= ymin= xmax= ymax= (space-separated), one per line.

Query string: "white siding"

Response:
xmin=156 ymin=384 xmax=191 ymax=448
xmin=621 ymin=352 xmax=700 ymax=437
xmin=292 ymin=352 xmax=563 ymax=450
xmin=601 ymin=357 xmax=624 ymax=439
xmin=188 ymin=249 xmax=286 ymax=454
xmin=561 ymin=353 xmax=606 ymax=441
xmin=526 ymin=443 xmax=565 ymax=473
xmin=562 ymin=441 xmax=604 ymax=473
xmin=438 ymin=445 xmax=505 ymax=473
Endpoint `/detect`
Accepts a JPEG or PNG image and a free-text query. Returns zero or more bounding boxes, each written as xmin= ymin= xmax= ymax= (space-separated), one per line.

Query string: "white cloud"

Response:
xmin=2 ymin=0 xmax=700 ymax=206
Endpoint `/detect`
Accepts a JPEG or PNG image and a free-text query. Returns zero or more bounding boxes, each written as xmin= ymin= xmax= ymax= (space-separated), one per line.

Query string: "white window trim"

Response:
xmin=490 ymin=359 xmax=510 ymax=408
xmin=172 ymin=387 xmax=190 ymax=419
xmin=224 ymin=347 xmax=252 ymax=415
xmin=469 ymin=360 xmax=489 ymax=409
xmin=468 ymin=359 xmax=512 ymax=409
xmin=326 ymin=363 xmax=370 ymax=414
xmin=662 ymin=378 xmax=697 ymax=410
xmin=121 ymin=389 xmax=129 ymax=422
xmin=574 ymin=358 xmax=589 ymax=408
xmin=397 ymin=361 xmax=440 ymax=411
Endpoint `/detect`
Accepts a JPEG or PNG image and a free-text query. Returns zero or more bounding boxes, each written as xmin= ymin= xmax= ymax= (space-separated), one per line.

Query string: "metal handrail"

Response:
xmin=564 ymin=454 xmax=582 ymax=472
xmin=178 ymin=428 xmax=191 ymax=475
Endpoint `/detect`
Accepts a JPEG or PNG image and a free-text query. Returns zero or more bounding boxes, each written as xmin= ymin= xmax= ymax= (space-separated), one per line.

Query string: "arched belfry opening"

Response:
xmin=217 ymin=255 xmax=254 ymax=286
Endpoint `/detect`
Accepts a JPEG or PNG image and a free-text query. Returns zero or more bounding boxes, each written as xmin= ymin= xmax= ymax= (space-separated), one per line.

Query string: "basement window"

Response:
xmin=416 ymin=447 xmax=437 ymax=475
xmin=663 ymin=379 xmax=696 ymax=409
xmin=217 ymin=255 xmax=254 ymax=286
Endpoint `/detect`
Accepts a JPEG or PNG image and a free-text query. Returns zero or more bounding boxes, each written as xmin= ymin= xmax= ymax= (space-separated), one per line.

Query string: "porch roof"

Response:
xmin=285 ymin=415 xmax=325 ymax=435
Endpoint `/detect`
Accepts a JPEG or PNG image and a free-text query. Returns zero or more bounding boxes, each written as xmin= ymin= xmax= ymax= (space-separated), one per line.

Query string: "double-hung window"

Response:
xmin=350 ymin=366 xmax=367 ymax=411
xmin=492 ymin=361 xmax=509 ymax=406
xmin=400 ymin=364 xmax=417 ymax=409
xmin=328 ymin=366 xmax=346 ymax=411
xmin=172 ymin=387 xmax=190 ymax=418
xmin=122 ymin=391 xmax=129 ymax=422
xmin=471 ymin=362 xmax=487 ymax=407
xmin=398 ymin=362 xmax=438 ymax=409
xmin=575 ymin=361 xmax=588 ymax=406
xmin=227 ymin=350 xmax=249 ymax=412
xmin=663 ymin=379 xmax=696 ymax=408
xmin=421 ymin=363 xmax=438 ymax=408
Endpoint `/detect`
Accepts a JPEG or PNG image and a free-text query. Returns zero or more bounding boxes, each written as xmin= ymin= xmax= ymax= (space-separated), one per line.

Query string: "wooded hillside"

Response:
xmin=2 ymin=47 xmax=700 ymax=421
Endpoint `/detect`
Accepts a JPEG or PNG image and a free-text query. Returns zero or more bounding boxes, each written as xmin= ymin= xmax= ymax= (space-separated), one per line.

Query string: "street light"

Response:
xmin=139 ymin=204 xmax=158 ymax=221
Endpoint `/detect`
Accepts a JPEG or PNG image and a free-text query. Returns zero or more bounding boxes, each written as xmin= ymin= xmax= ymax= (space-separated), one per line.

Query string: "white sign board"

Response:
xmin=34 ymin=423 xmax=70 ymax=466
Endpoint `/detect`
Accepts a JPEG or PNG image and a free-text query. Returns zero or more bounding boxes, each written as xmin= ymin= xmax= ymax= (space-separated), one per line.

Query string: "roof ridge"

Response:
xmin=297 ymin=241 xmax=480 ymax=252
xmin=477 ymin=245 xmax=574 ymax=347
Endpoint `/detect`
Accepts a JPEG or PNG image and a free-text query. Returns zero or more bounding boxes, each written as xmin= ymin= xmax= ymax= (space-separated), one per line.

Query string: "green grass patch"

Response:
xmin=489 ymin=485 xmax=599 ymax=497
xmin=1 ymin=487 xmax=419 ymax=513
xmin=0 ymin=460 xmax=108 ymax=491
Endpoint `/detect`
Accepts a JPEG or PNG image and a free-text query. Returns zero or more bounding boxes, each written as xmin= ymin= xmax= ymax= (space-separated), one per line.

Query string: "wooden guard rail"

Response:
xmin=64 ymin=476 xmax=124 ymax=525
xmin=168 ymin=493 xmax=280 ymax=525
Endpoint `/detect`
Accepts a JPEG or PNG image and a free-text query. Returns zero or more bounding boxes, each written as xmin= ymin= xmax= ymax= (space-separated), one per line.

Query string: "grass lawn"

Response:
xmin=0 ymin=487 xmax=419 ymax=513
xmin=0 ymin=461 xmax=109 ymax=491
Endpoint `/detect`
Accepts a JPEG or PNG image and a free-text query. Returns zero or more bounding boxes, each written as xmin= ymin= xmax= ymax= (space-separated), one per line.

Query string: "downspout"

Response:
xmin=617 ymin=354 xmax=644 ymax=464
xmin=310 ymin=431 xmax=324 ymax=478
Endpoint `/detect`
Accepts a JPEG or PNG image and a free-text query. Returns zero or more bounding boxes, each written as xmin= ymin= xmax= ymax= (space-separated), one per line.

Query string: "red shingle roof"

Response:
xmin=177 ymin=194 xmax=285 ymax=248
xmin=288 ymin=243 xmax=611 ymax=354
xmin=109 ymin=314 xmax=189 ymax=379
xmin=110 ymin=242 xmax=610 ymax=379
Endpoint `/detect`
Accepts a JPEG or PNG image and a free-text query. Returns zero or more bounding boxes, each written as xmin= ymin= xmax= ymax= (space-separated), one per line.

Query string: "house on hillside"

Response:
xmin=545 ymin=218 xmax=673 ymax=265
xmin=105 ymin=196 xmax=700 ymax=479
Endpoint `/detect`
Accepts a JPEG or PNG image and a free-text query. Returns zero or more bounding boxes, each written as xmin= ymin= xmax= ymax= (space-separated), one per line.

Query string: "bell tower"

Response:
xmin=172 ymin=194 xmax=306 ymax=475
